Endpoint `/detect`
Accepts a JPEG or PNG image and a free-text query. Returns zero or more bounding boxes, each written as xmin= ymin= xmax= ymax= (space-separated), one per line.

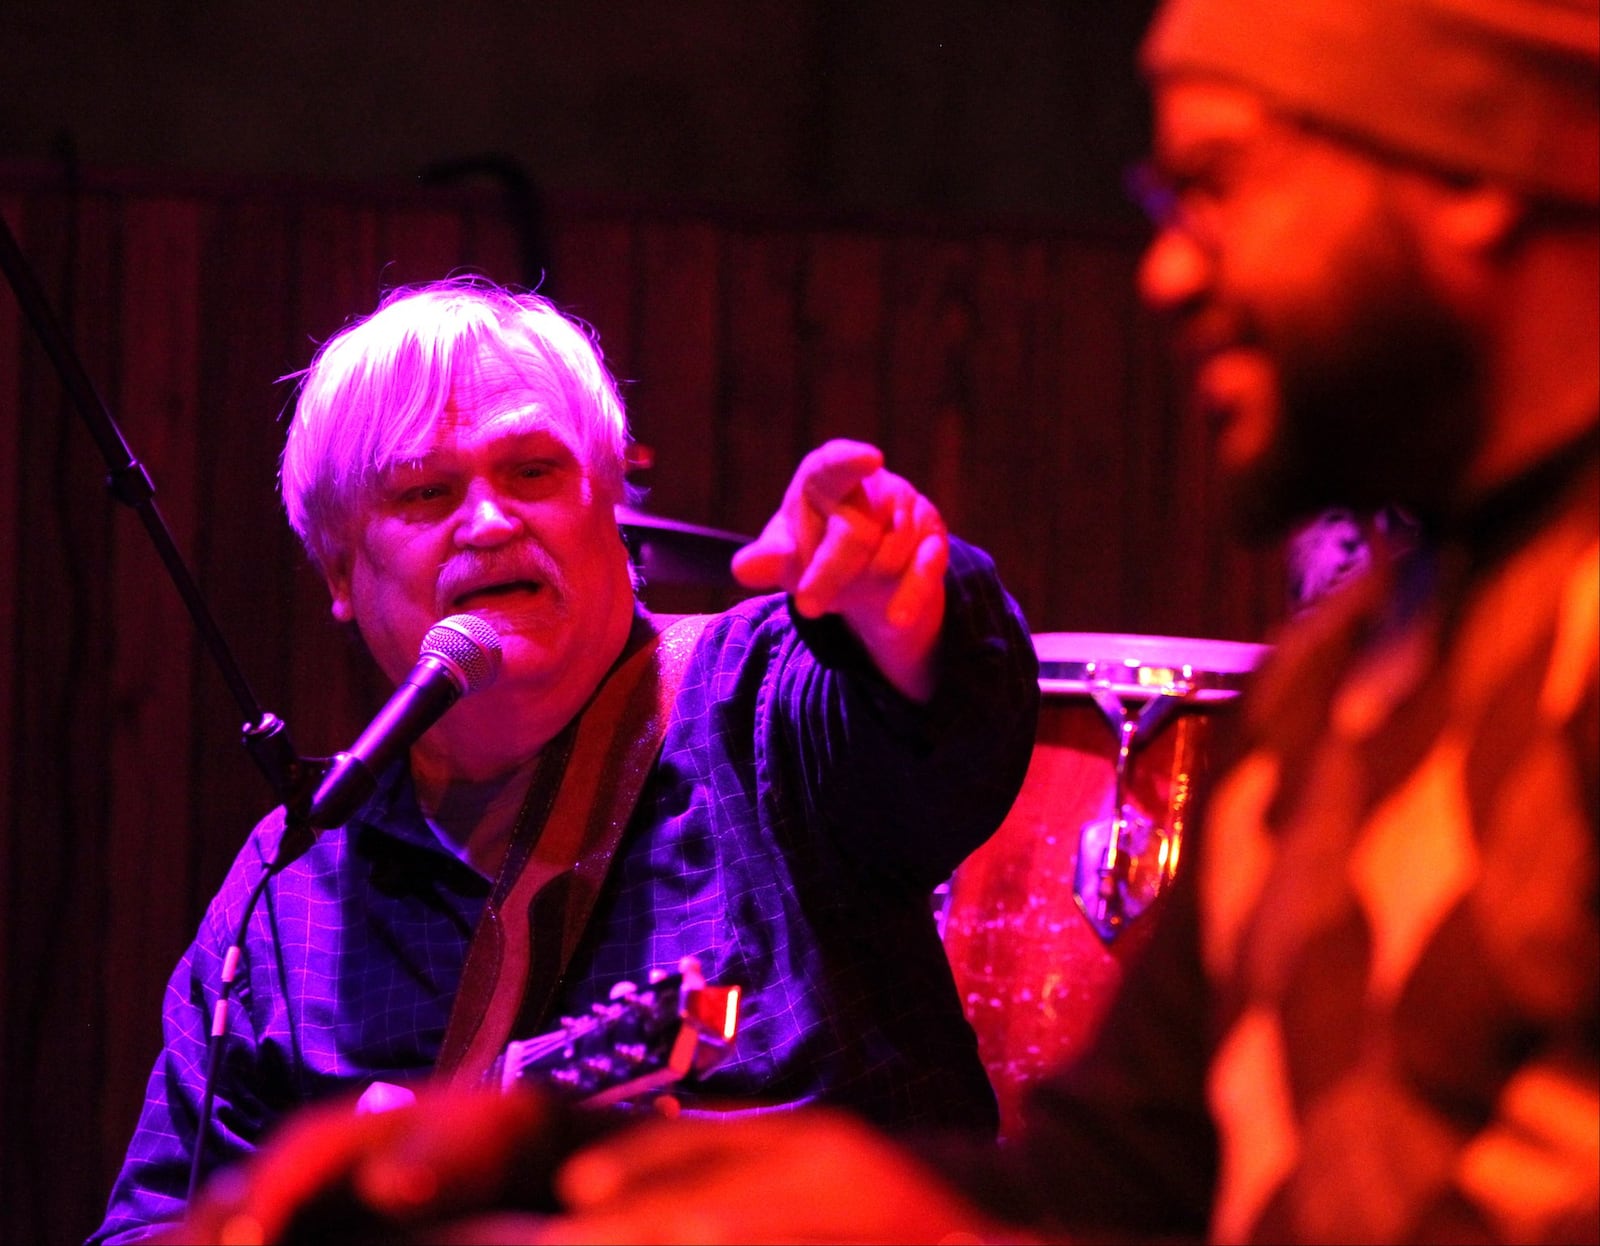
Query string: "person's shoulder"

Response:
xmin=205 ymin=805 xmax=344 ymax=913
xmin=206 ymin=804 xmax=291 ymax=889
xmin=174 ymin=805 xmax=295 ymax=947
xmin=663 ymin=594 xmax=792 ymax=656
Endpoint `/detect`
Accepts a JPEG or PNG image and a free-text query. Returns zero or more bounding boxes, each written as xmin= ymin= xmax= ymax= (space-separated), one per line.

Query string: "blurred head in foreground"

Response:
xmin=1135 ymin=0 xmax=1598 ymax=538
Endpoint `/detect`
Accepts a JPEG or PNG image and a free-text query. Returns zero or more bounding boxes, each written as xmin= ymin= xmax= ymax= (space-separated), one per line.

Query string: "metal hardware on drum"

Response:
xmin=1076 ymin=659 xmax=1192 ymax=943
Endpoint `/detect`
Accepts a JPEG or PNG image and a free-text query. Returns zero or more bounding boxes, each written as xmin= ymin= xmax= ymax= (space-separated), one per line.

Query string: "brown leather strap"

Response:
xmin=435 ymin=613 xmax=710 ymax=1086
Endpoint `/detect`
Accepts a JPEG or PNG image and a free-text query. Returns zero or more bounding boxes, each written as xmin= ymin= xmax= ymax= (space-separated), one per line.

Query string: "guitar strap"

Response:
xmin=434 ymin=611 xmax=711 ymax=1086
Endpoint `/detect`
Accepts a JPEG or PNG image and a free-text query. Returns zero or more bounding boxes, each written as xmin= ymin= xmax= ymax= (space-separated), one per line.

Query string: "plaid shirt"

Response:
xmin=92 ymin=537 xmax=1039 ymax=1244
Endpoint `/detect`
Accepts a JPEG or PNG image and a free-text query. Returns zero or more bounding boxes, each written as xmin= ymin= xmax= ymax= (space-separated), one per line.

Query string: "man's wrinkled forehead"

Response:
xmin=382 ymin=353 xmax=583 ymax=469
xmin=435 ymin=397 xmax=573 ymax=446
xmin=376 ymin=410 xmax=575 ymax=485
xmin=446 ymin=345 xmax=578 ymax=433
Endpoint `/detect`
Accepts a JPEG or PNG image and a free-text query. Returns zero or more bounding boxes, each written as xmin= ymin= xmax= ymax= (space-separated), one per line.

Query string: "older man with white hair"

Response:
xmin=90 ymin=279 xmax=1041 ymax=1244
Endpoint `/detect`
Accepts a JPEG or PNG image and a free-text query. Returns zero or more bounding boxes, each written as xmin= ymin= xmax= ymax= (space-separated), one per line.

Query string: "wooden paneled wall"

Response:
xmin=0 ymin=169 xmax=1281 ymax=1243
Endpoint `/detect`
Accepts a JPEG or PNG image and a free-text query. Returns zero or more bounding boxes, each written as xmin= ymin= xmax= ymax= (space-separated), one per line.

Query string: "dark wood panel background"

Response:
xmin=0 ymin=169 xmax=1282 ymax=1244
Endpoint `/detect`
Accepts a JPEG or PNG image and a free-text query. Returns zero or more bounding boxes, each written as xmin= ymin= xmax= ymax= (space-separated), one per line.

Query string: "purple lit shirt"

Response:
xmin=92 ymin=538 xmax=1039 ymax=1244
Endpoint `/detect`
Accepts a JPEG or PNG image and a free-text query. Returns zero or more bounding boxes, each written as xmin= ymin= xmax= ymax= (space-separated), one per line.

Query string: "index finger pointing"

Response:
xmin=794 ymin=440 xmax=885 ymax=514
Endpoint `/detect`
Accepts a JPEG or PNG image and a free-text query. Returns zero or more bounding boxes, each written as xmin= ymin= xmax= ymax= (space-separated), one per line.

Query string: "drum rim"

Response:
xmin=1032 ymin=631 xmax=1268 ymax=699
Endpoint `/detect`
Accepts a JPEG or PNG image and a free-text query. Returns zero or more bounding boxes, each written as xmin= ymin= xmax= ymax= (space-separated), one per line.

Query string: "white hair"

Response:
xmin=281 ymin=278 xmax=631 ymax=573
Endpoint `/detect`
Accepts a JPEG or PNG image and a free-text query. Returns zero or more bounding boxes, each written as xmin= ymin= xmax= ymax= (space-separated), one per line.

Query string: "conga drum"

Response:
xmin=942 ymin=632 xmax=1266 ymax=1140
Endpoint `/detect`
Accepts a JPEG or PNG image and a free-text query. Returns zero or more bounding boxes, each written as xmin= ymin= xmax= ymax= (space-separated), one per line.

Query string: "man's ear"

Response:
xmin=322 ymin=552 xmax=355 ymax=623
xmin=1405 ymin=178 xmax=1525 ymax=304
xmin=1434 ymin=182 xmax=1523 ymax=257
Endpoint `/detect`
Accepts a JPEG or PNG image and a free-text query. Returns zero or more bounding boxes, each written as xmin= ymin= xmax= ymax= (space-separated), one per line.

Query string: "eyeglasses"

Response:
xmin=1123 ymin=160 xmax=1181 ymax=231
xmin=1123 ymin=113 xmax=1327 ymax=253
xmin=1122 ymin=157 xmax=1232 ymax=254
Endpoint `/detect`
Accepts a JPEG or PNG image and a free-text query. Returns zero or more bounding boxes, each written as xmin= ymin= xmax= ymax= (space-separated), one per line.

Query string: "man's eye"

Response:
xmin=510 ymin=463 xmax=564 ymax=494
xmin=1168 ymin=169 xmax=1219 ymax=207
xmin=398 ymin=483 xmax=450 ymax=504
xmin=1183 ymin=150 xmax=1251 ymax=205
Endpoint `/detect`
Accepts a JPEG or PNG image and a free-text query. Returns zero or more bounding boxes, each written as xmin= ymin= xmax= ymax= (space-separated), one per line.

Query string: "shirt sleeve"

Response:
xmin=777 ymin=534 xmax=1041 ymax=890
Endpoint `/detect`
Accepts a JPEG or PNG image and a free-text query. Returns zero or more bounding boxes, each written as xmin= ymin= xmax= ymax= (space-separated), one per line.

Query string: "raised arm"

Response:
xmin=732 ymin=439 xmax=948 ymax=703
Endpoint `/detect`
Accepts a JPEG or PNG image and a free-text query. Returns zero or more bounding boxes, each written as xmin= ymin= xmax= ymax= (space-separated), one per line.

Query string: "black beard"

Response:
xmin=1223 ymin=222 xmax=1484 ymax=542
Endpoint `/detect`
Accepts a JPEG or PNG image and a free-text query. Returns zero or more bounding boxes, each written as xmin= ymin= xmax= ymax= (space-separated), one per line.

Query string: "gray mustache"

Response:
xmin=436 ymin=545 xmax=566 ymax=607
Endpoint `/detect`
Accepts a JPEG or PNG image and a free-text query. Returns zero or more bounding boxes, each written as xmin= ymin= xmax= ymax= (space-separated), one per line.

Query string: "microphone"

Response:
xmin=307 ymin=614 xmax=503 ymax=829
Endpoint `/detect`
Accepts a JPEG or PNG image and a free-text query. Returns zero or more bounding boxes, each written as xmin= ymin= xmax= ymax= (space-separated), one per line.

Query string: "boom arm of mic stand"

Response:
xmin=0 ymin=204 xmax=319 ymax=818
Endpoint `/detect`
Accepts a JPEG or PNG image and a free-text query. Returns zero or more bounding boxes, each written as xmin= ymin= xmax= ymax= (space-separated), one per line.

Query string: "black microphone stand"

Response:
xmin=0 ymin=206 xmax=327 ymax=1205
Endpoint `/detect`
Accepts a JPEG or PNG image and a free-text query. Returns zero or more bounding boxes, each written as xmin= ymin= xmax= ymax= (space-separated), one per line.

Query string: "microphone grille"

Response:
xmin=422 ymin=614 xmax=503 ymax=694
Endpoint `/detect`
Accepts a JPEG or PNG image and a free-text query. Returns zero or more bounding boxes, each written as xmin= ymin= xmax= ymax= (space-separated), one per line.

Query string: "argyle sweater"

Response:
xmin=944 ymin=442 xmax=1598 ymax=1244
xmin=1199 ymin=457 xmax=1599 ymax=1244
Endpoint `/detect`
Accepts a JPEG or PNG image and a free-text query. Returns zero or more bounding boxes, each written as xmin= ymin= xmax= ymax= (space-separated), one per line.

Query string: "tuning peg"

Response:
xmin=616 ymin=1042 xmax=648 ymax=1065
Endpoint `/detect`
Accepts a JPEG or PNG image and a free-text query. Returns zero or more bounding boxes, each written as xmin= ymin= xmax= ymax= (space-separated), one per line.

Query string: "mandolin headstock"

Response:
xmin=497 ymin=955 xmax=741 ymax=1108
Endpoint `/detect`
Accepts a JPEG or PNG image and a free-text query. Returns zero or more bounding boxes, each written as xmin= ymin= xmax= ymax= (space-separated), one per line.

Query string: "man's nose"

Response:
xmin=456 ymin=486 xmax=523 ymax=547
xmin=1137 ymin=226 xmax=1210 ymax=314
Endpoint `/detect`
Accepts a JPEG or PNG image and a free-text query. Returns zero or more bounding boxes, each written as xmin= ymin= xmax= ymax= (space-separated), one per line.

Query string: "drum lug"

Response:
xmin=1073 ymin=806 xmax=1179 ymax=943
